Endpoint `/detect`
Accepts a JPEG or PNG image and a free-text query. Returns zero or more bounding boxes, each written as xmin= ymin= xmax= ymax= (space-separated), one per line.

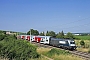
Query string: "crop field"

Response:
xmin=75 ymin=35 xmax=90 ymax=40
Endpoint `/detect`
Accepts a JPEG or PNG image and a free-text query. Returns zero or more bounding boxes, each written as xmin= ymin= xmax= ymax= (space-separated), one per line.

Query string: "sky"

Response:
xmin=0 ymin=0 xmax=90 ymax=33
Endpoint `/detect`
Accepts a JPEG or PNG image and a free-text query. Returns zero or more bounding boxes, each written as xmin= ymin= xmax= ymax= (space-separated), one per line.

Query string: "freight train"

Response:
xmin=17 ymin=35 xmax=76 ymax=50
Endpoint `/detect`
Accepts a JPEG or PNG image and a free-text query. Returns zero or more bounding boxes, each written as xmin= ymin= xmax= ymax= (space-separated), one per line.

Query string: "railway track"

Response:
xmin=31 ymin=42 xmax=90 ymax=60
xmin=69 ymin=51 xmax=90 ymax=60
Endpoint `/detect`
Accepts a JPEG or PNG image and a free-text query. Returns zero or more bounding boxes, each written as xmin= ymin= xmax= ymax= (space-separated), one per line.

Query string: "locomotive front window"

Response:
xmin=46 ymin=40 xmax=48 ymax=42
xmin=70 ymin=42 xmax=75 ymax=44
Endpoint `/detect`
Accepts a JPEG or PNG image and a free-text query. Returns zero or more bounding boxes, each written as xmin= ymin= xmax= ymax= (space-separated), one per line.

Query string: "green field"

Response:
xmin=75 ymin=35 xmax=90 ymax=40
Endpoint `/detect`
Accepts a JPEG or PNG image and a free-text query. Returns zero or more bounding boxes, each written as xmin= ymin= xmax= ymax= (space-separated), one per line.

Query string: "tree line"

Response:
xmin=27 ymin=29 xmax=75 ymax=39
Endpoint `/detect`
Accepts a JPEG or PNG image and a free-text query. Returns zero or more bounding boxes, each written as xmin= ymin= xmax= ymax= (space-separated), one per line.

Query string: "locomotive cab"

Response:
xmin=68 ymin=40 xmax=76 ymax=50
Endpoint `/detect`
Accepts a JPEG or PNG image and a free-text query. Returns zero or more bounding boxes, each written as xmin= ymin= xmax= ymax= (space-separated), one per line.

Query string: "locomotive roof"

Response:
xmin=51 ymin=38 xmax=74 ymax=41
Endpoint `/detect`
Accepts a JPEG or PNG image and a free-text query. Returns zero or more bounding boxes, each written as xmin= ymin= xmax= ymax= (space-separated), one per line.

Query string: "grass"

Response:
xmin=51 ymin=54 xmax=82 ymax=60
xmin=88 ymin=49 xmax=90 ymax=53
xmin=75 ymin=40 xmax=90 ymax=52
xmin=37 ymin=47 xmax=52 ymax=54
xmin=29 ymin=56 xmax=50 ymax=60
xmin=37 ymin=47 xmax=83 ymax=60
xmin=75 ymin=40 xmax=90 ymax=46
xmin=75 ymin=35 xmax=90 ymax=40
xmin=76 ymin=48 xmax=89 ymax=52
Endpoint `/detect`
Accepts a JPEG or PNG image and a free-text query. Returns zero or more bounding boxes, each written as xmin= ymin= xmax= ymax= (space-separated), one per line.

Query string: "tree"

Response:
xmin=60 ymin=31 xmax=64 ymax=38
xmin=56 ymin=31 xmax=64 ymax=38
xmin=46 ymin=31 xmax=56 ymax=36
xmin=65 ymin=32 xmax=74 ymax=39
xmin=56 ymin=32 xmax=61 ymax=38
xmin=39 ymin=31 xmax=45 ymax=36
xmin=27 ymin=29 xmax=39 ymax=35
xmin=46 ymin=31 xmax=49 ymax=34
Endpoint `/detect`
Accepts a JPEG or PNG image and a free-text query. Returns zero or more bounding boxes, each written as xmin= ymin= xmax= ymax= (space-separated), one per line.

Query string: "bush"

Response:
xmin=80 ymin=40 xmax=85 ymax=47
xmin=0 ymin=34 xmax=7 ymax=41
xmin=46 ymin=48 xmax=70 ymax=56
xmin=0 ymin=35 xmax=40 ymax=60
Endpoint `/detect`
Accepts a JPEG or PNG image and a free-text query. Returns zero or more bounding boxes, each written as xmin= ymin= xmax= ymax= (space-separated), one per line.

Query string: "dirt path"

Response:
xmin=41 ymin=54 xmax=54 ymax=60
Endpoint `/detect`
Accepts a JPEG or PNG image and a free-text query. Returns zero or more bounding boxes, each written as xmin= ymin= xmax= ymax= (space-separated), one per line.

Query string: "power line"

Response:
xmin=46 ymin=17 xmax=90 ymax=28
xmin=57 ymin=22 xmax=90 ymax=30
xmin=38 ymin=17 xmax=90 ymax=33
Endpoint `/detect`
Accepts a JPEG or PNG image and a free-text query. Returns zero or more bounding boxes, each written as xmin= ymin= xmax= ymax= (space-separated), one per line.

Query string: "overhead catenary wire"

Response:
xmin=40 ymin=17 xmax=90 ymax=33
xmin=62 ymin=23 xmax=90 ymax=33
xmin=43 ymin=17 xmax=90 ymax=29
xmin=55 ymin=22 xmax=90 ymax=30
